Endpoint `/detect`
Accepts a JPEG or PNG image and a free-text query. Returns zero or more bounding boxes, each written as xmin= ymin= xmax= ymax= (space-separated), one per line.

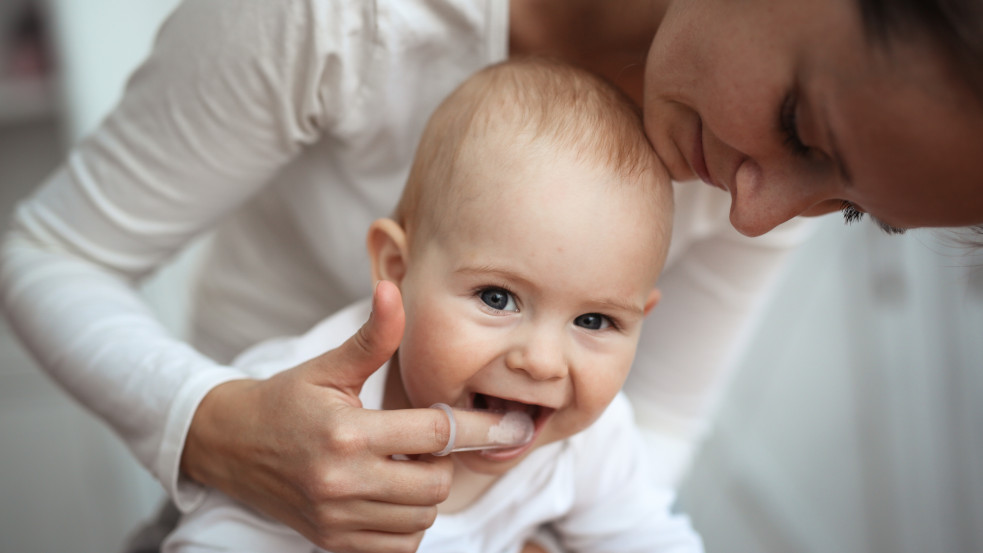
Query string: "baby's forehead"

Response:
xmin=453 ymin=142 xmax=667 ymax=209
xmin=432 ymin=150 xmax=670 ymax=234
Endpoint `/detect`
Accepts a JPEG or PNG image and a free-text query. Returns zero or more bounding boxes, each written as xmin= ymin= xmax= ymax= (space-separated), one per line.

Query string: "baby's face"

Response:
xmin=392 ymin=144 xmax=669 ymax=475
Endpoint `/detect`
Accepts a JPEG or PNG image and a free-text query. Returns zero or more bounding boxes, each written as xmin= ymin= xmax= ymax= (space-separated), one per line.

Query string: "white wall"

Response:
xmin=46 ymin=0 xmax=183 ymax=144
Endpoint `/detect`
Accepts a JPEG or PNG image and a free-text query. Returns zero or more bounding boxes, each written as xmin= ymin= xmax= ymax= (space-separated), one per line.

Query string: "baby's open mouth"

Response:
xmin=471 ymin=393 xmax=551 ymax=428
xmin=465 ymin=393 xmax=554 ymax=460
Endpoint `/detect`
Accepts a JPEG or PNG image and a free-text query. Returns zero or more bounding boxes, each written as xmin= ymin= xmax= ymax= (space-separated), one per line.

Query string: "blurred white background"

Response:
xmin=1 ymin=1 xmax=981 ymax=552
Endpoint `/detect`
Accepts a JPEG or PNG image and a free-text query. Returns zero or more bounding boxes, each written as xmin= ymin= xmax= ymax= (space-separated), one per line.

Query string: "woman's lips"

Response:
xmin=691 ymin=121 xmax=725 ymax=191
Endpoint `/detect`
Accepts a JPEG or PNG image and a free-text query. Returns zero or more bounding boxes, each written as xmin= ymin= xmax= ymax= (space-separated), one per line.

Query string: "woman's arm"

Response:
xmin=0 ymin=1 xmax=456 ymax=550
xmin=626 ymin=186 xmax=814 ymax=486
xmin=2 ymin=0 xmax=336 ymax=504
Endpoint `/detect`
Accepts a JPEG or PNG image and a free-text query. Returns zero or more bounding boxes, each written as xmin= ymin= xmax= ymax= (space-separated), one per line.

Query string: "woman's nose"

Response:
xmin=727 ymin=157 xmax=840 ymax=236
xmin=504 ymin=326 xmax=568 ymax=381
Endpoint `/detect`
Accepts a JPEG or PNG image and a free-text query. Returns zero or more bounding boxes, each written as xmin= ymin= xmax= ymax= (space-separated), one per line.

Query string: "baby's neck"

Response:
xmin=382 ymin=361 xmax=504 ymax=515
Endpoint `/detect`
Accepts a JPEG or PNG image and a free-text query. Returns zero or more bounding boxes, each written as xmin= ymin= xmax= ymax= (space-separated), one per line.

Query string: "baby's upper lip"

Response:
xmin=470 ymin=391 xmax=558 ymax=413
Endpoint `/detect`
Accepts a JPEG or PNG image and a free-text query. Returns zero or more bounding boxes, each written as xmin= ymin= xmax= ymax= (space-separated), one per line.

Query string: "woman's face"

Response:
xmin=644 ymin=0 xmax=983 ymax=236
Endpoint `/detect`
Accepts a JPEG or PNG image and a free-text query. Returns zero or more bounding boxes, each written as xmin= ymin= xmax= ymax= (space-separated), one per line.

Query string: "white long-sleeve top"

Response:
xmin=0 ymin=0 xmax=809 ymax=512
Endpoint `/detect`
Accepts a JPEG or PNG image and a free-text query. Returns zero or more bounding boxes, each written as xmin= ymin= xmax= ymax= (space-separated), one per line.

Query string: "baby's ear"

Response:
xmin=643 ymin=288 xmax=661 ymax=317
xmin=366 ymin=218 xmax=410 ymax=286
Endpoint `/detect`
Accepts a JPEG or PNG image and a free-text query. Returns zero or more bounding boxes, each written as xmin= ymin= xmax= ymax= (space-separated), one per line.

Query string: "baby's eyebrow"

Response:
xmin=589 ymin=297 xmax=645 ymax=317
xmin=454 ymin=265 xmax=534 ymax=287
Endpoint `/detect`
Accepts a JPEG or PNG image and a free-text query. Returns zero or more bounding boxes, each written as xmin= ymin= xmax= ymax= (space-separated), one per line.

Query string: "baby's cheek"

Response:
xmin=399 ymin=317 xmax=477 ymax=405
xmin=574 ymin=364 xmax=631 ymax=420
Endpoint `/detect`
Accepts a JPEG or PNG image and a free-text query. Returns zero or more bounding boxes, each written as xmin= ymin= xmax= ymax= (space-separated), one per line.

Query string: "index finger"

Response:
xmin=362 ymin=407 xmax=453 ymax=456
xmin=363 ymin=407 xmax=533 ymax=456
xmin=428 ymin=405 xmax=534 ymax=455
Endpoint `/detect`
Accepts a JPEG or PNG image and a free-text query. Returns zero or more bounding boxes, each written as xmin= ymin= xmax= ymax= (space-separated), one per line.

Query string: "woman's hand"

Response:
xmin=520 ymin=541 xmax=552 ymax=553
xmin=181 ymin=281 xmax=455 ymax=553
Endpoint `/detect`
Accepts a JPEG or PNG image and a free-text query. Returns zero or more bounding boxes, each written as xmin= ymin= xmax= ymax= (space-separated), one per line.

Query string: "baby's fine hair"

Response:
xmin=393 ymin=57 xmax=662 ymax=234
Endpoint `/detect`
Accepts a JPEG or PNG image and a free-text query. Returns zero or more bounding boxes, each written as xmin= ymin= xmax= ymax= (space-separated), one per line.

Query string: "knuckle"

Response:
xmin=431 ymin=413 xmax=451 ymax=450
xmin=430 ymin=470 xmax=452 ymax=503
xmin=352 ymin=324 xmax=377 ymax=357
xmin=406 ymin=532 xmax=427 ymax=553
xmin=420 ymin=506 xmax=438 ymax=529
xmin=325 ymin=422 xmax=367 ymax=455
xmin=312 ymin=507 xmax=345 ymax=533
xmin=386 ymin=535 xmax=424 ymax=553
xmin=310 ymin=467 xmax=356 ymax=501
xmin=314 ymin=535 xmax=347 ymax=553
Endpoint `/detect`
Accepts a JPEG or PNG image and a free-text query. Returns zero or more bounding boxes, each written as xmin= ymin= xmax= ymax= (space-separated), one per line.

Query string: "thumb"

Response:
xmin=309 ymin=280 xmax=405 ymax=395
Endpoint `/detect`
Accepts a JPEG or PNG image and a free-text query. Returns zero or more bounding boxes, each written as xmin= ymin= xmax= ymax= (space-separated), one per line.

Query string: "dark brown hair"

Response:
xmin=858 ymin=0 xmax=983 ymax=101
xmin=859 ymin=0 xmax=983 ymax=238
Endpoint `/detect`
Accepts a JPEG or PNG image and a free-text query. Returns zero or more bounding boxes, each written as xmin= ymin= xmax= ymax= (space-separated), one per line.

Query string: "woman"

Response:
xmin=2 ymin=0 xmax=980 ymax=552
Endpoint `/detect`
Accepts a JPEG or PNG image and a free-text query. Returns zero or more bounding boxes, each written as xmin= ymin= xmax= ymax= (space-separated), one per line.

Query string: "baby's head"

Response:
xmin=368 ymin=58 xmax=673 ymax=475
xmin=392 ymin=57 xmax=669 ymax=248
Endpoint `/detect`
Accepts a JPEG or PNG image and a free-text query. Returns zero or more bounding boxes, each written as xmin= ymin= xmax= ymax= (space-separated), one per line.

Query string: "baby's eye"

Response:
xmin=479 ymin=288 xmax=518 ymax=312
xmin=574 ymin=313 xmax=611 ymax=330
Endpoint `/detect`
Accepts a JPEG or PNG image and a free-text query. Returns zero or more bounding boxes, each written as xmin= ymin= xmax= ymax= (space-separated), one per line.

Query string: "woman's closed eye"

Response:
xmin=479 ymin=287 xmax=518 ymax=312
xmin=780 ymin=91 xmax=812 ymax=158
xmin=573 ymin=313 xmax=613 ymax=331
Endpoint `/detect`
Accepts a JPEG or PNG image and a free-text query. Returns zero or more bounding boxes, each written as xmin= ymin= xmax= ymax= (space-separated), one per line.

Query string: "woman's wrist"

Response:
xmin=180 ymin=378 xmax=258 ymax=489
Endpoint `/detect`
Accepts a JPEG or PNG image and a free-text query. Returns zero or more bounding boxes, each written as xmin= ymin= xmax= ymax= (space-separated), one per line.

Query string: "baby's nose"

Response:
xmin=505 ymin=327 xmax=568 ymax=381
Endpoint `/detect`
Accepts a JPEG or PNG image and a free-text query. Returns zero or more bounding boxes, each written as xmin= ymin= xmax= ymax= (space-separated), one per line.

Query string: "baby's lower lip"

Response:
xmin=478 ymin=434 xmax=536 ymax=461
xmin=479 ymin=442 xmax=532 ymax=461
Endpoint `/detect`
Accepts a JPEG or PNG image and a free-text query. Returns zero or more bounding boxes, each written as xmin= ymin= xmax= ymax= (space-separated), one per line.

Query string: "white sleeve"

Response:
xmin=0 ymin=0 xmax=372 ymax=510
xmin=163 ymin=491 xmax=314 ymax=553
xmin=554 ymin=396 xmax=704 ymax=553
xmin=626 ymin=198 xmax=814 ymax=486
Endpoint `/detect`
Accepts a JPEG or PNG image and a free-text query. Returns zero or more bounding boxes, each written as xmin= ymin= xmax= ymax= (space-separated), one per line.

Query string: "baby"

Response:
xmin=164 ymin=57 xmax=702 ymax=553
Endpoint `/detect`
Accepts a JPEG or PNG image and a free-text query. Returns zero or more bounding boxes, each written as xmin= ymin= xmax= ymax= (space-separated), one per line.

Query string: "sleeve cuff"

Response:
xmin=157 ymin=366 xmax=251 ymax=512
